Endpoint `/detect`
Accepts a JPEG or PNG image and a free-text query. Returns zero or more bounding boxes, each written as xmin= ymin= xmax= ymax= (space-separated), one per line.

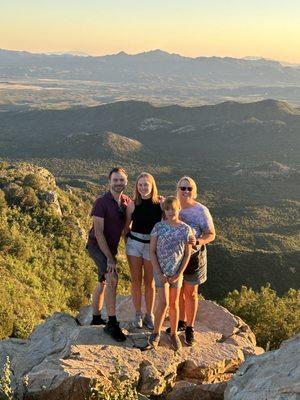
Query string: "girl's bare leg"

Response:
xmin=127 ymin=255 xmax=143 ymax=313
xmin=154 ymin=286 xmax=169 ymax=334
xmin=169 ymin=287 xmax=181 ymax=335
xmin=143 ymin=259 xmax=155 ymax=316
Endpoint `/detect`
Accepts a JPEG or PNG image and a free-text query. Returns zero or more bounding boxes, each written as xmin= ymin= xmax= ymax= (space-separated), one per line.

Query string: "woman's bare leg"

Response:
xmin=179 ymin=287 xmax=186 ymax=322
xmin=183 ymin=282 xmax=198 ymax=327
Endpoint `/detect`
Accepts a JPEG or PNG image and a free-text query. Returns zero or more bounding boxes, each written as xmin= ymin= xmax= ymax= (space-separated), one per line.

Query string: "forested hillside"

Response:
xmin=0 ymin=162 xmax=131 ymax=339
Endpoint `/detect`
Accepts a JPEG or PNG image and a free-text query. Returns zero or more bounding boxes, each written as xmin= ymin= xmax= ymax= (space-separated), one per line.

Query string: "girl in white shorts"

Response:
xmin=125 ymin=172 xmax=163 ymax=329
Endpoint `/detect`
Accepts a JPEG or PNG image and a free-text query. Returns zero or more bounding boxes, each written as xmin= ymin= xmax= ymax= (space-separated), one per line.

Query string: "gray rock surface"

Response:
xmin=0 ymin=296 xmax=263 ymax=400
xmin=225 ymin=333 xmax=300 ymax=400
xmin=167 ymin=380 xmax=226 ymax=400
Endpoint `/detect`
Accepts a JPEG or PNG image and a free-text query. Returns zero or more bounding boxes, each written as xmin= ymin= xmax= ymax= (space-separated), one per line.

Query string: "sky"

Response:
xmin=1 ymin=0 xmax=300 ymax=63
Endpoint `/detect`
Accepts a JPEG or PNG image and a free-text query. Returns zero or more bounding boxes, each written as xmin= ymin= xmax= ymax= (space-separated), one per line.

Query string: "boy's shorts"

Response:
xmin=153 ymin=270 xmax=183 ymax=289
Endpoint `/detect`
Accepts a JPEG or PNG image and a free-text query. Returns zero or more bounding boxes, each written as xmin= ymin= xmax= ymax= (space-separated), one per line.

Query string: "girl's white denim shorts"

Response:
xmin=126 ymin=231 xmax=151 ymax=261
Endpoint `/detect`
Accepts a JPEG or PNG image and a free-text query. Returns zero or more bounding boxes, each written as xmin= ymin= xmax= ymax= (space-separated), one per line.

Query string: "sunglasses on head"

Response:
xmin=179 ymin=186 xmax=193 ymax=192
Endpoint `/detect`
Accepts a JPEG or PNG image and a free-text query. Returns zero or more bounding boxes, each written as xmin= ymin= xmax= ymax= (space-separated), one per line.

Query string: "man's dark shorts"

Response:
xmin=87 ymin=240 xmax=109 ymax=282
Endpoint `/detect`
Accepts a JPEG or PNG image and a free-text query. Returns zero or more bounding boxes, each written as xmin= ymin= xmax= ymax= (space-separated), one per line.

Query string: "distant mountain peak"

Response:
xmin=258 ymin=99 xmax=299 ymax=115
xmin=115 ymin=51 xmax=129 ymax=56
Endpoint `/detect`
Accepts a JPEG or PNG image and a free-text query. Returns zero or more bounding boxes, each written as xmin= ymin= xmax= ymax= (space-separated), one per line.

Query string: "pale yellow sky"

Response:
xmin=1 ymin=0 xmax=299 ymax=63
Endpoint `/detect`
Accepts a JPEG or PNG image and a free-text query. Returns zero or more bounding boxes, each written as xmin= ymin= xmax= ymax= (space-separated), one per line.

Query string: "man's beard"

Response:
xmin=111 ymin=184 xmax=125 ymax=193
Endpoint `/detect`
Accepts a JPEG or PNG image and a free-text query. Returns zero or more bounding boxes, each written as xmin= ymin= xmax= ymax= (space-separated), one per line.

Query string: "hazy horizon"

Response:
xmin=1 ymin=0 xmax=299 ymax=64
xmin=1 ymin=47 xmax=300 ymax=66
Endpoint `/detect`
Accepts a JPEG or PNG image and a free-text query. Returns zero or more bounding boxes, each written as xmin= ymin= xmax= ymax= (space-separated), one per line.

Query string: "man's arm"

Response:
xmin=93 ymin=216 xmax=116 ymax=271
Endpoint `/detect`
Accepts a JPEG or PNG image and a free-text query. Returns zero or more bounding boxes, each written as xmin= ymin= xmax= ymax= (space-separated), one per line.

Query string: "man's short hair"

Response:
xmin=108 ymin=167 xmax=128 ymax=180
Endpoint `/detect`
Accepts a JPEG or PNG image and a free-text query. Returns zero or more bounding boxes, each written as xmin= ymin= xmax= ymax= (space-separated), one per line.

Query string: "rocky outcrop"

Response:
xmin=0 ymin=162 xmax=62 ymax=215
xmin=167 ymin=380 xmax=226 ymax=400
xmin=233 ymin=161 xmax=298 ymax=179
xmin=0 ymin=296 xmax=263 ymax=400
xmin=225 ymin=333 xmax=300 ymax=400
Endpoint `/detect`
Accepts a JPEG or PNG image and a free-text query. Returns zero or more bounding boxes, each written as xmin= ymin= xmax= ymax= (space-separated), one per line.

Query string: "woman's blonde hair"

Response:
xmin=134 ymin=172 xmax=159 ymax=205
xmin=177 ymin=176 xmax=198 ymax=199
xmin=162 ymin=196 xmax=181 ymax=211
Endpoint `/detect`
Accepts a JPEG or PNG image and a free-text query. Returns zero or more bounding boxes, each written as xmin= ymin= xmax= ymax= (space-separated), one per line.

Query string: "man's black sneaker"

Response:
xmin=104 ymin=321 xmax=126 ymax=342
xmin=90 ymin=315 xmax=107 ymax=326
xmin=185 ymin=326 xmax=195 ymax=346
xmin=166 ymin=320 xmax=187 ymax=335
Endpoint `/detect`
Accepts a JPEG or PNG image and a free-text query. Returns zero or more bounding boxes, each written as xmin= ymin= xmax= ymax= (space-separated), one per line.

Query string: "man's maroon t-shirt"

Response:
xmin=89 ymin=191 xmax=130 ymax=255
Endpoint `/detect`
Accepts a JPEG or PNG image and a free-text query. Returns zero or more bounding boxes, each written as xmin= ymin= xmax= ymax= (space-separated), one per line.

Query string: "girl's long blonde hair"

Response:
xmin=134 ymin=172 xmax=159 ymax=205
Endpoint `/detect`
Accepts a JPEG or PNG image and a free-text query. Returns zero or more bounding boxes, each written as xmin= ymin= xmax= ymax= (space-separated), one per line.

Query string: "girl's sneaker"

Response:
xmin=170 ymin=334 xmax=182 ymax=351
xmin=143 ymin=314 xmax=154 ymax=330
xmin=132 ymin=313 xmax=143 ymax=329
xmin=149 ymin=332 xmax=160 ymax=349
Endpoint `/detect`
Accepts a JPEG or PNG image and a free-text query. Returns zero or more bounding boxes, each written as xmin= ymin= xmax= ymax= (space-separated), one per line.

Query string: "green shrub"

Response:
xmin=4 ymin=184 xmax=24 ymax=207
xmin=20 ymin=186 xmax=39 ymax=210
xmin=86 ymin=362 xmax=138 ymax=400
xmin=0 ymin=190 xmax=7 ymax=214
xmin=0 ymin=357 xmax=13 ymax=400
xmin=223 ymin=284 xmax=300 ymax=349
xmin=23 ymin=173 xmax=46 ymax=191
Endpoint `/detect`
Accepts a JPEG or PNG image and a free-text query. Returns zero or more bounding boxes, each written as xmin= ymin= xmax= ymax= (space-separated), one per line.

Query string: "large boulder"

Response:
xmin=225 ymin=333 xmax=300 ymax=400
xmin=0 ymin=296 xmax=263 ymax=400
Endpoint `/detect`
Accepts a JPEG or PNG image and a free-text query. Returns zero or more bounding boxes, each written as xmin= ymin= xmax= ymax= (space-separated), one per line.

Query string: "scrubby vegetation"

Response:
xmin=0 ymin=162 xmax=131 ymax=339
xmin=86 ymin=361 xmax=138 ymax=400
xmin=223 ymin=285 xmax=300 ymax=349
xmin=0 ymin=357 xmax=13 ymax=400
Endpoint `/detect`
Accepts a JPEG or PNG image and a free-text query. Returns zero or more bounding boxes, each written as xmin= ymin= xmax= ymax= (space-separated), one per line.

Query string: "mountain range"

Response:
xmin=0 ymin=99 xmax=299 ymax=165
xmin=1 ymin=48 xmax=300 ymax=84
xmin=1 ymin=49 xmax=300 ymax=109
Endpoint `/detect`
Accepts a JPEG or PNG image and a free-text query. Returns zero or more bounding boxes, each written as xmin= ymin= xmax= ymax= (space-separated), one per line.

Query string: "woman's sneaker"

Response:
xmin=104 ymin=321 xmax=126 ymax=342
xmin=149 ymin=333 xmax=160 ymax=349
xmin=143 ymin=314 xmax=154 ymax=330
xmin=131 ymin=313 xmax=143 ymax=329
xmin=185 ymin=326 xmax=195 ymax=346
xmin=166 ymin=320 xmax=186 ymax=335
xmin=170 ymin=334 xmax=182 ymax=351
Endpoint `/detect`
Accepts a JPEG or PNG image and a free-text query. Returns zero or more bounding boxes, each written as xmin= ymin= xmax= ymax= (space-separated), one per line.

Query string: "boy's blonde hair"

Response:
xmin=133 ymin=172 xmax=159 ymax=205
xmin=177 ymin=176 xmax=197 ymax=199
xmin=162 ymin=196 xmax=181 ymax=211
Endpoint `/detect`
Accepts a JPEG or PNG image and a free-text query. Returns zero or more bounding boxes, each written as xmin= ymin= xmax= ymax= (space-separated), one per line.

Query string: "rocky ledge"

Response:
xmin=0 ymin=296 xmax=263 ymax=399
xmin=225 ymin=333 xmax=300 ymax=400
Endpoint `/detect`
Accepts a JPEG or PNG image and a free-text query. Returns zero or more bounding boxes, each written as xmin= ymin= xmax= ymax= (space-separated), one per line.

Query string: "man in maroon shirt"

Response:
xmin=87 ymin=167 xmax=130 ymax=341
